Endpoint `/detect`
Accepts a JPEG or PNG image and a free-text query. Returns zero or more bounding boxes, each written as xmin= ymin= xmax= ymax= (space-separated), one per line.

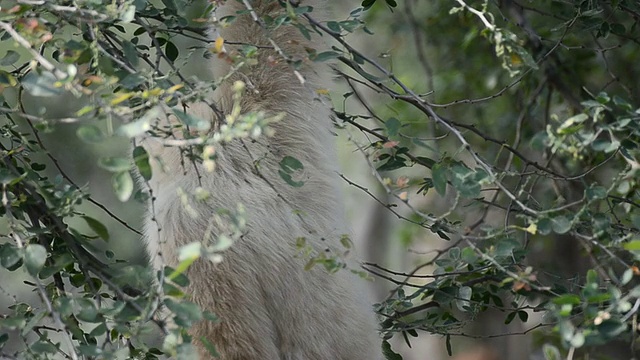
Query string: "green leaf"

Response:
xmin=56 ymin=298 xmax=74 ymax=317
xmin=30 ymin=163 xmax=46 ymax=171
xmin=613 ymin=95 xmax=632 ymax=110
xmin=536 ymin=217 xmax=552 ymax=235
xmin=624 ymin=240 xmax=640 ymax=251
xmin=117 ymin=108 xmax=158 ymax=137
xmin=31 ymin=341 xmax=58 ymax=354
xmin=22 ymin=71 xmax=63 ymax=97
xmin=78 ymin=344 xmax=102 ymax=357
xmin=172 ymin=108 xmax=211 ymax=131
xmin=542 ymin=344 xmax=561 ymax=360
xmin=119 ymin=5 xmax=136 ymax=23
xmin=76 ymin=299 xmax=100 ymax=323
xmin=39 ymin=253 xmax=74 ymax=279
xmin=0 ymin=243 xmax=23 ymax=271
xmin=280 ymin=156 xmax=304 ymax=172
xmin=24 ymin=244 xmax=47 ymax=276
xmin=326 ymin=21 xmax=341 ymax=33
xmin=450 ymin=164 xmax=482 ymax=198
xmin=461 ymin=247 xmax=476 ymax=263
xmin=211 ymin=235 xmax=233 ymax=252
xmin=170 ymin=242 xmax=202 ymax=280
xmin=82 ymin=216 xmax=110 ymax=241
xmin=610 ymin=23 xmax=625 ymax=35
xmin=70 ymin=273 xmax=86 ymax=288
xmin=133 ymin=146 xmax=152 ymax=181
xmin=570 ymin=331 xmax=585 ymax=348
xmin=0 ymin=169 xmax=17 ymax=185
xmin=353 ymin=64 xmax=384 ymax=82
xmin=161 ymin=0 xmax=177 ymax=10
xmin=164 ymin=299 xmax=203 ymax=327
xmin=0 ymin=333 xmax=8 ymax=347
xmin=98 ymin=157 xmax=132 ymax=172
xmin=278 ymin=156 xmax=305 ymax=187
xmin=432 ymin=163 xmax=447 ymax=196
xmin=586 ymin=185 xmax=607 ymax=200
xmin=76 ymin=125 xmax=105 ymax=144
xmin=112 ymin=171 xmax=134 ymax=202
xmin=119 ymin=73 xmax=146 ymax=89
xmin=385 ymin=117 xmax=401 ymax=137
xmin=163 ymin=266 xmax=190 ymax=287
xmin=621 ymin=268 xmax=633 ymax=285
xmin=552 ymin=294 xmax=581 ymax=305
xmin=596 ymin=92 xmax=610 ymax=104
xmin=340 ymin=235 xmax=352 ymax=249
xmin=517 ymin=310 xmax=528 ymax=322
xmin=200 ymin=338 xmax=220 ymax=358
xmin=176 ymin=343 xmax=199 ymax=359
xmin=597 ymin=319 xmax=627 ymax=338
xmin=550 ymin=216 xmax=571 ymax=234
xmin=362 ymin=0 xmax=376 ymax=7
xmin=0 ymin=70 xmax=17 ymax=86
xmin=109 ymin=265 xmax=153 ymax=292
xmin=505 ymin=311 xmax=517 ymax=324
xmin=456 ymin=286 xmax=472 ymax=311
xmin=312 ymin=51 xmax=340 ymax=62
xmin=377 ymin=157 xmax=406 ymax=171
xmin=0 ymin=50 xmax=20 ymax=66
xmin=165 ymin=41 xmax=179 ymax=62
xmin=121 ymin=40 xmax=139 ymax=67
xmin=381 ymin=340 xmax=403 ymax=360
xmin=495 ymin=237 xmax=520 ymax=257
xmin=415 ymin=157 xmax=435 ymax=169
xmin=0 ymin=316 xmax=26 ymax=330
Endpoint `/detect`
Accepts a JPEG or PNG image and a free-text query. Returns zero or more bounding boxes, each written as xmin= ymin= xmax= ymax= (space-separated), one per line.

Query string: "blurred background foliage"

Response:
xmin=0 ymin=0 xmax=639 ymax=359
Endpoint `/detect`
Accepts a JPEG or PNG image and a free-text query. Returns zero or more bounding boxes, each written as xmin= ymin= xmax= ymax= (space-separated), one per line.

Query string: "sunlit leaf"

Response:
xmin=24 ymin=244 xmax=47 ymax=275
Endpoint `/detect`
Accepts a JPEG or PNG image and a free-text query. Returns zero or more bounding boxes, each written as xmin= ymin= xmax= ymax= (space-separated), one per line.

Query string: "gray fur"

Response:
xmin=141 ymin=1 xmax=382 ymax=358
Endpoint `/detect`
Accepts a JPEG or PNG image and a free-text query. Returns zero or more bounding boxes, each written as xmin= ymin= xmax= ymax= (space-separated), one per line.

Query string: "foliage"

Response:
xmin=354 ymin=0 xmax=640 ymax=358
xmin=0 ymin=0 xmax=639 ymax=359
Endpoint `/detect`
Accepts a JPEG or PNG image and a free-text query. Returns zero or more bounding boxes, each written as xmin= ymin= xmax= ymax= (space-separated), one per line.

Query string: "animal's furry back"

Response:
xmin=142 ymin=0 xmax=382 ymax=358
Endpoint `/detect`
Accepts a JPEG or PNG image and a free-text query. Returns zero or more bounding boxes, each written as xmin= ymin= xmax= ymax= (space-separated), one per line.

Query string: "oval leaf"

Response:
xmin=116 ymin=108 xmax=159 ymax=138
xmin=77 ymin=125 xmax=105 ymax=144
xmin=98 ymin=157 xmax=132 ymax=172
xmin=82 ymin=216 xmax=110 ymax=241
xmin=133 ymin=146 xmax=152 ymax=181
xmin=0 ymin=50 xmax=20 ymax=66
xmin=172 ymin=108 xmax=211 ymax=131
xmin=542 ymin=344 xmax=561 ymax=360
xmin=432 ymin=163 xmax=447 ymax=196
xmin=0 ymin=243 xmax=23 ymax=270
xmin=24 ymin=244 xmax=47 ymax=276
xmin=551 ymin=216 xmax=572 ymax=234
xmin=279 ymin=156 xmax=305 ymax=187
xmin=112 ymin=171 xmax=134 ymax=202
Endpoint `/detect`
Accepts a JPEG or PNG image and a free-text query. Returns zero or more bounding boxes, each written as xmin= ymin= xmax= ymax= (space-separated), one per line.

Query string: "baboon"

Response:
xmin=141 ymin=1 xmax=382 ymax=358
